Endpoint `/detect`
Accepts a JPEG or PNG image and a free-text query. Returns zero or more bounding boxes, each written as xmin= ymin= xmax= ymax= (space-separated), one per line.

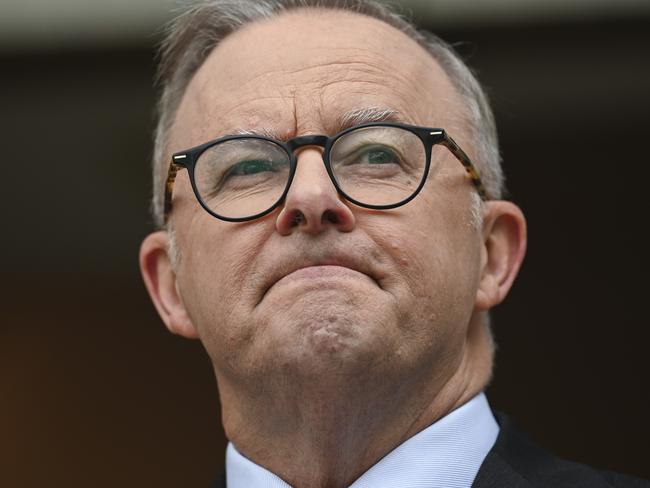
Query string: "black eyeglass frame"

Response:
xmin=164 ymin=122 xmax=489 ymax=223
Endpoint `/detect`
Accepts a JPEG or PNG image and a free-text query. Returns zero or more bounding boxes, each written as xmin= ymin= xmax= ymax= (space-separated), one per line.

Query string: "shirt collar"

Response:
xmin=226 ymin=392 xmax=498 ymax=488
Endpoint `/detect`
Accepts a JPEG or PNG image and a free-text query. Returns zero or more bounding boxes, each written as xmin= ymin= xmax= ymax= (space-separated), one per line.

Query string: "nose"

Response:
xmin=275 ymin=148 xmax=356 ymax=236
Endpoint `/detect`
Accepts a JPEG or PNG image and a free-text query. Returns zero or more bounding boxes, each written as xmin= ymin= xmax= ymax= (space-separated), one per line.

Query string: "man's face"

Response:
xmin=167 ymin=11 xmax=484 ymax=393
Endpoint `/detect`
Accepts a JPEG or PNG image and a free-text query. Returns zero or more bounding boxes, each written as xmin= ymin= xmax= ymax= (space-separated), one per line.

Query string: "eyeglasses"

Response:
xmin=164 ymin=122 xmax=488 ymax=223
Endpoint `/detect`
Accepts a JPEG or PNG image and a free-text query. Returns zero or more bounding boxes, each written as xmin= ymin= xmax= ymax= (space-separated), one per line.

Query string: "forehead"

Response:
xmin=171 ymin=9 xmax=463 ymax=147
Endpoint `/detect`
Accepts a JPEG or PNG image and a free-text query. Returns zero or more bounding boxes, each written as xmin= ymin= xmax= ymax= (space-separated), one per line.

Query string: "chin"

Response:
xmin=265 ymin=309 xmax=389 ymax=375
xmin=303 ymin=315 xmax=360 ymax=355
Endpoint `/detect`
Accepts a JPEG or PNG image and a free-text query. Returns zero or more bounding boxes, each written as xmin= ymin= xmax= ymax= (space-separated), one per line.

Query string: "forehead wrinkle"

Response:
xmin=230 ymin=59 xmax=397 ymax=105
xmin=221 ymin=95 xmax=292 ymax=118
xmin=180 ymin=92 xmax=296 ymax=143
xmin=228 ymin=107 xmax=404 ymax=141
xmin=314 ymin=59 xmax=445 ymax=128
xmin=176 ymin=8 xmax=465 ymax=151
xmin=318 ymin=84 xmax=419 ymax=129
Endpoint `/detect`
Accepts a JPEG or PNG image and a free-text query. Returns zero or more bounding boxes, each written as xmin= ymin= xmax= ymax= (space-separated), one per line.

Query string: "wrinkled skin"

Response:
xmin=140 ymin=9 xmax=526 ymax=488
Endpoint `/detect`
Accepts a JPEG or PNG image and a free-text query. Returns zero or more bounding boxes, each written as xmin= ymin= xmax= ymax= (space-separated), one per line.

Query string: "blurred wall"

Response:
xmin=1 ymin=2 xmax=649 ymax=486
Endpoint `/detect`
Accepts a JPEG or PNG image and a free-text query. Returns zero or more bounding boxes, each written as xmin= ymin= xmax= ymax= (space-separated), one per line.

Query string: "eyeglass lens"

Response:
xmin=192 ymin=126 xmax=438 ymax=220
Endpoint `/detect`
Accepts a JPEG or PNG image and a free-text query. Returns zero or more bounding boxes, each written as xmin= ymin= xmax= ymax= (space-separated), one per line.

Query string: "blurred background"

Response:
xmin=1 ymin=0 xmax=649 ymax=486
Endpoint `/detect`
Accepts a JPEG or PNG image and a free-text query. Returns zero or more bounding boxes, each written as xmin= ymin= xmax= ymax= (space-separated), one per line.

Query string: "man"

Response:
xmin=139 ymin=1 xmax=648 ymax=487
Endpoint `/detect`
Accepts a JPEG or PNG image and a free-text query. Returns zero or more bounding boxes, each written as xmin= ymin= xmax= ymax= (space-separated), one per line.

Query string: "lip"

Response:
xmin=259 ymin=256 xmax=383 ymax=303
xmin=274 ymin=264 xmax=370 ymax=287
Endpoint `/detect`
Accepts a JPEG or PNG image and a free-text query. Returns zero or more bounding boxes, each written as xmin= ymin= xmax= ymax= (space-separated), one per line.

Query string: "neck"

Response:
xmin=217 ymin=319 xmax=492 ymax=488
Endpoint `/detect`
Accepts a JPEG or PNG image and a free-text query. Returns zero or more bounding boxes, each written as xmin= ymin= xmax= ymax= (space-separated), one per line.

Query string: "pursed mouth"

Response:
xmin=259 ymin=259 xmax=383 ymax=304
xmin=274 ymin=264 xmax=371 ymax=286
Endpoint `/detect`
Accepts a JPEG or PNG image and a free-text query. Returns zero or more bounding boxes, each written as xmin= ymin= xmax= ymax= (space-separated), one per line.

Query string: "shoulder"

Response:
xmin=472 ymin=412 xmax=650 ymax=488
xmin=601 ymin=471 xmax=650 ymax=488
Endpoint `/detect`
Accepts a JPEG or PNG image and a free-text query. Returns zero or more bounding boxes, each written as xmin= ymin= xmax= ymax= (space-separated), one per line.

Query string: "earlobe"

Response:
xmin=139 ymin=231 xmax=199 ymax=339
xmin=475 ymin=201 xmax=527 ymax=311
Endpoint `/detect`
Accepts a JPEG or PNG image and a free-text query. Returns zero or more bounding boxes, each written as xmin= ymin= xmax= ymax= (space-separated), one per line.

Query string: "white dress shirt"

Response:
xmin=225 ymin=392 xmax=499 ymax=488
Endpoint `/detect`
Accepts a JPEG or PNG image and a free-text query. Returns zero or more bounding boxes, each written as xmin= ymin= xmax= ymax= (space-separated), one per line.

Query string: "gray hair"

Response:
xmin=151 ymin=0 xmax=504 ymax=229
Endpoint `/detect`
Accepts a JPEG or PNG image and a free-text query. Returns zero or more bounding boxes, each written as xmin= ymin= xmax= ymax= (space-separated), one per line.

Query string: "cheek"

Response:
xmin=370 ymin=217 xmax=470 ymax=288
xmin=366 ymin=197 xmax=481 ymax=324
xmin=175 ymin=216 xmax=273 ymax=345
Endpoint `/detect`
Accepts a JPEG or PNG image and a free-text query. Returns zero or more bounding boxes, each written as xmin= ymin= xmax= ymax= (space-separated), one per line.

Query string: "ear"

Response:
xmin=475 ymin=201 xmax=527 ymax=311
xmin=139 ymin=230 xmax=199 ymax=339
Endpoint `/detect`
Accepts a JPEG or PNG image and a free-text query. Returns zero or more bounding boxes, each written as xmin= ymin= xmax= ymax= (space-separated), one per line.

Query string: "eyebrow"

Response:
xmin=230 ymin=106 xmax=404 ymax=140
xmin=337 ymin=106 xmax=403 ymax=130
xmin=234 ymin=127 xmax=283 ymax=139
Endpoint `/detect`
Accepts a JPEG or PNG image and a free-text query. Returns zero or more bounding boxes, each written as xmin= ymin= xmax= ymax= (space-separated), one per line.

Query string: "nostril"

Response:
xmin=276 ymin=197 xmax=355 ymax=235
xmin=322 ymin=210 xmax=340 ymax=225
xmin=291 ymin=211 xmax=305 ymax=227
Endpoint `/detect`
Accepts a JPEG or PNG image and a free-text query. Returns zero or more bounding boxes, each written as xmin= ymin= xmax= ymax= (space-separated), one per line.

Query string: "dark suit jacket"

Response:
xmin=211 ymin=412 xmax=649 ymax=487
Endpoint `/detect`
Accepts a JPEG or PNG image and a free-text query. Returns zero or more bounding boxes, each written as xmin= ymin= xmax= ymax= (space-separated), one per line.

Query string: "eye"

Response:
xmin=363 ymin=147 xmax=398 ymax=165
xmin=345 ymin=144 xmax=403 ymax=167
xmin=225 ymin=159 xmax=279 ymax=177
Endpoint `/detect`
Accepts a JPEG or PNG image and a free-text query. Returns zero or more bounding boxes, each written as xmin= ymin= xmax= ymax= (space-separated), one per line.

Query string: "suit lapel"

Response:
xmin=472 ymin=449 xmax=533 ymax=487
xmin=471 ymin=412 xmax=534 ymax=487
xmin=472 ymin=412 xmax=620 ymax=488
